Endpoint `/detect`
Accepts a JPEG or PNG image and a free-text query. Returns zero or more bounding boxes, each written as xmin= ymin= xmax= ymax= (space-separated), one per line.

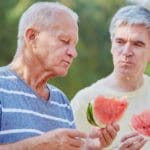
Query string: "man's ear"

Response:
xmin=110 ymin=38 xmax=113 ymax=55
xmin=110 ymin=45 xmax=113 ymax=55
xmin=24 ymin=28 xmax=38 ymax=47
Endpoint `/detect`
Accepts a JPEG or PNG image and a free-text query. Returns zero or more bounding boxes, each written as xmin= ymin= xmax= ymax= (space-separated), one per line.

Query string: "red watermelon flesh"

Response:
xmin=93 ymin=96 xmax=128 ymax=126
xmin=131 ymin=110 xmax=150 ymax=136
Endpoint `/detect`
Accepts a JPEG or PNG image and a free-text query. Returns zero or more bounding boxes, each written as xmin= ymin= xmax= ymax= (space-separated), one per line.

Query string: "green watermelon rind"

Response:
xmin=86 ymin=102 xmax=114 ymax=128
xmin=87 ymin=102 xmax=99 ymax=127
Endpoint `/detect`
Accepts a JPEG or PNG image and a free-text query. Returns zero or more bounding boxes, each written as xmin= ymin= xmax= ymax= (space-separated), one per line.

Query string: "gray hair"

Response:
xmin=16 ymin=2 xmax=78 ymax=53
xmin=109 ymin=5 xmax=150 ymax=39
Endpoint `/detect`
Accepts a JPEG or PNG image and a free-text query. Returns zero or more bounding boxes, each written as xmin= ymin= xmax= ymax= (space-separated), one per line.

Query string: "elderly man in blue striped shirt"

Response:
xmin=0 ymin=2 xmax=119 ymax=150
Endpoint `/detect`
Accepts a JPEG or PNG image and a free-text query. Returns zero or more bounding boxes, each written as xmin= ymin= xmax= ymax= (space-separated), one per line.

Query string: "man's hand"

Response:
xmin=85 ymin=122 xmax=120 ymax=150
xmin=0 ymin=128 xmax=87 ymax=150
xmin=118 ymin=132 xmax=147 ymax=150
xmin=31 ymin=128 xmax=87 ymax=150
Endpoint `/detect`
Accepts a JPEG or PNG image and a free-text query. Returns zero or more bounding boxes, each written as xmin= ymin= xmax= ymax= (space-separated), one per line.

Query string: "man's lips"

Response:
xmin=119 ymin=61 xmax=133 ymax=65
xmin=62 ymin=60 xmax=72 ymax=65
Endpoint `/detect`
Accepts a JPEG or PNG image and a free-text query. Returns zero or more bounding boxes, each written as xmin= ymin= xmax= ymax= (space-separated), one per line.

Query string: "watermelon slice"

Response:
xmin=131 ymin=110 xmax=150 ymax=136
xmin=87 ymin=96 xmax=128 ymax=127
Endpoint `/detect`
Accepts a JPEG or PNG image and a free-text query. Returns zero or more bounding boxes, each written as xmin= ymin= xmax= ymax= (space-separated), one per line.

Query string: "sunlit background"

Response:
xmin=0 ymin=0 xmax=150 ymax=99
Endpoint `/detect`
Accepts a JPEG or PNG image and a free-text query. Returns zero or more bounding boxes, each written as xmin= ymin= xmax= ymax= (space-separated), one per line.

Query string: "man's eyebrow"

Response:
xmin=133 ymin=40 xmax=145 ymax=46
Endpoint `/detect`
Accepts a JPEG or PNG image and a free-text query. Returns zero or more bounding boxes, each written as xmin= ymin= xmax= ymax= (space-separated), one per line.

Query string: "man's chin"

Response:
xmin=118 ymin=70 xmax=134 ymax=79
xmin=58 ymin=70 xmax=68 ymax=77
xmin=120 ymin=73 xmax=134 ymax=80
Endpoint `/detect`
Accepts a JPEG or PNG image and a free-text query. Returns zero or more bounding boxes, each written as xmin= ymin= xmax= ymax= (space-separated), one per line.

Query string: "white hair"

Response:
xmin=109 ymin=5 xmax=150 ymax=39
xmin=16 ymin=2 xmax=78 ymax=56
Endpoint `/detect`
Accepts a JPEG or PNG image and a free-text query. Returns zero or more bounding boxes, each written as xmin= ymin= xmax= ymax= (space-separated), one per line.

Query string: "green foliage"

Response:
xmin=4 ymin=0 xmax=149 ymax=100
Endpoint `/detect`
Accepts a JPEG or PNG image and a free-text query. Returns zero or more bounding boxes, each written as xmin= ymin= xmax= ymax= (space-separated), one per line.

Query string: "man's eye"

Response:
xmin=134 ymin=42 xmax=145 ymax=47
xmin=116 ymin=40 xmax=124 ymax=44
xmin=61 ymin=40 xmax=69 ymax=44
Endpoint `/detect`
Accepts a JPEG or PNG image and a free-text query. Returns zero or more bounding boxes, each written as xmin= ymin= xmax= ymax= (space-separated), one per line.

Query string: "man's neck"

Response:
xmin=9 ymin=58 xmax=50 ymax=100
xmin=105 ymin=72 xmax=144 ymax=92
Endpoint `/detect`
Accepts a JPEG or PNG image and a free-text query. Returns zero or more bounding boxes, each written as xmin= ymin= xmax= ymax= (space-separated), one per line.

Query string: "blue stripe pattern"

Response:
xmin=0 ymin=66 xmax=75 ymax=143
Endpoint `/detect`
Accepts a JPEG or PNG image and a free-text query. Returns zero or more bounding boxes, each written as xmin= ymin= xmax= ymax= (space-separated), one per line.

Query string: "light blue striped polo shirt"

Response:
xmin=0 ymin=66 xmax=75 ymax=143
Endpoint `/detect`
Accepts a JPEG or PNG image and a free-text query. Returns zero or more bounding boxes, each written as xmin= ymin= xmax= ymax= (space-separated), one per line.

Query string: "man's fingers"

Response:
xmin=69 ymin=137 xmax=85 ymax=148
xmin=119 ymin=134 xmax=145 ymax=150
xmin=98 ymin=129 xmax=108 ymax=147
xmin=111 ymin=122 xmax=120 ymax=131
xmin=65 ymin=129 xmax=87 ymax=139
xmin=106 ymin=124 xmax=118 ymax=139
xmin=130 ymin=139 xmax=147 ymax=150
xmin=102 ymin=128 xmax=113 ymax=145
xmin=121 ymin=132 xmax=138 ymax=142
xmin=120 ymin=138 xmax=147 ymax=150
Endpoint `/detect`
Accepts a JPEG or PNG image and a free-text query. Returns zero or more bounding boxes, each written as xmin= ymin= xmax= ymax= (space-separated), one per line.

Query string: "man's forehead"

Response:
xmin=115 ymin=24 xmax=149 ymax=36
xmin=117 ymin=24 xmax=148 ymax=31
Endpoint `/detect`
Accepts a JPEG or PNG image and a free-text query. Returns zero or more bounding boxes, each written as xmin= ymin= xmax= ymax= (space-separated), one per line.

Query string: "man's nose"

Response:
xmin=67 ymin=46 xmax=78 ymax=58
xmin=122 ymin=43 xmax=133 ymax=56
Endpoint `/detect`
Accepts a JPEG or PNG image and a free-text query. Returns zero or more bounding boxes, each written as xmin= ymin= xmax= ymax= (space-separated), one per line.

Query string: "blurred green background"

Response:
xmin=1 ymin=0 xmax=150 ymax=99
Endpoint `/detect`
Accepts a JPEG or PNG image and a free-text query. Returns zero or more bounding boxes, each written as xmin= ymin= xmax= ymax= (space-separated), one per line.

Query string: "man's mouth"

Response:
xmin=63 ymin=60 xmax=71 ymax=65
xmin=120 ymin=60 xmax=133 ymax=65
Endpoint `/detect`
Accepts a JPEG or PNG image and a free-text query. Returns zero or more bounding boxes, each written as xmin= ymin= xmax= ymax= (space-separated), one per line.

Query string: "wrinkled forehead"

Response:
xmin=50 ymin=11 xmax=78 ymax=33
xmin=43 ymin=11 xmax=78 ymax=44
xmin=114 ymin=23 xmax=150 ymax=39
xmin=53 ymin=10 xmax=78 ymax=27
